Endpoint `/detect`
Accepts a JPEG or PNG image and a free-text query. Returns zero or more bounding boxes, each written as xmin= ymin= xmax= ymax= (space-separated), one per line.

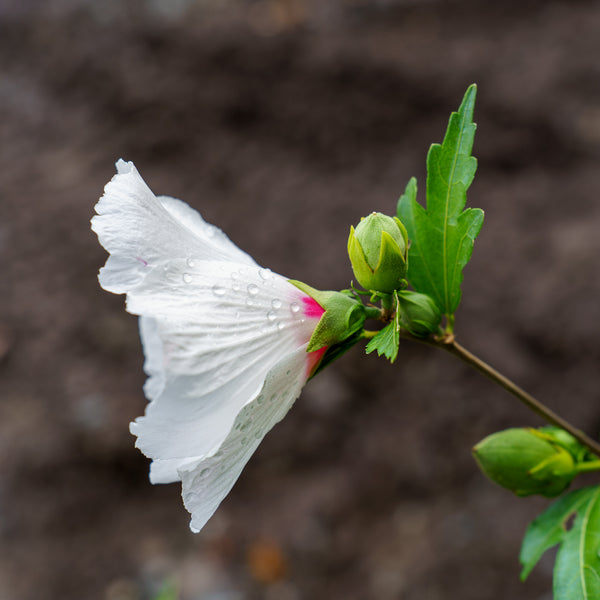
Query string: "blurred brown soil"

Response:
xmin=1 ymin=1 xmax=600 ymax=599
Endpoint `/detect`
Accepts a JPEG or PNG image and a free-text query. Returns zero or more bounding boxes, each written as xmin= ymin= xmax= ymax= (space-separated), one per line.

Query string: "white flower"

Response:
xmin=91 ymin=160 xmax=329 ymax=532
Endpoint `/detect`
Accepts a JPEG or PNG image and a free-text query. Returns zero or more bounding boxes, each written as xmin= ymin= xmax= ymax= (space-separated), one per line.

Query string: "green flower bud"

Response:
xmin=397 ymin=291 xmax=441 ymax=336
xmin=288 ymin=280 xmax=367 ymax=352
xmin=472 ymin=428 xmax=577 ymax=498
xmin=347 ymin=212 xmax=408 ymax=294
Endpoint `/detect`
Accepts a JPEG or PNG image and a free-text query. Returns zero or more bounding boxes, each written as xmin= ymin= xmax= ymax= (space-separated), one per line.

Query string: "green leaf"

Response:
xmin=365 ymin=292 xmax=400 ymax=362
xmin=397 ymin=84 xmax=484 ymax=321
xmin=520 ymin=485 xmax=600 ymax=599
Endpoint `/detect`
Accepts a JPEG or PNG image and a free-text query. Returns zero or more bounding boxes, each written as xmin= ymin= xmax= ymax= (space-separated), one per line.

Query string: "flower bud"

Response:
xmin=472 ymin=428 xmax=577 ymax=498
xmin=347 ymin=212 xmax=408 ymax=293
xmin=397 ymin=291 xmax=441 ymax=336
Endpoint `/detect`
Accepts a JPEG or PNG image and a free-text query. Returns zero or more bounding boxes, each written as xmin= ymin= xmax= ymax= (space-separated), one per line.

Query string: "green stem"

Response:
xmin=364 ymin=307 xmax=383 ymax=320
xmin=575 ymin=461 xmax=600 ymax=474
xmin=380 ymin=294 xmax=395 ymax=319
xmin=399 ymin=331 xmax=600 ymax=458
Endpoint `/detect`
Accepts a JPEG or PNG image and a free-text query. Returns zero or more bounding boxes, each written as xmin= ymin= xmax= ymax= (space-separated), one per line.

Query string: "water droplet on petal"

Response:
xmin=290 ymin=302 xmax=300 ymax=313
xmin=232 ymin=282 xmax=241 ymax=292
xmin=256 ymin=395 xmax=264 ymax=405
xmin=212 ymin=284 xmax=226 ymax=297
xmin=231 ymin=271 xmax=239 ymax=280
xmin=267 ymin=310 xmax=277 ymax=321
xmin=259 ymin=268 xmax=272 ymax=280
xmin=271 ymin=298 xmax=282 ymax=309
xmin=254 ymin=431 xmax=262 ymax=440
xmin=277 ymin=322 xmax=285 ymax=331
xmin=270 ymin=394 xmax=277 ymax=403
xmin=248 ymin=284 xmax=259 ymax=296
xmin=241 ymin=437 xmax=248 ymax=446
xmin=183 ymin=273 xmax=192 ymax=284
xmin=246 ymin=297 xmax=255 ymax=307
xmin=199 ymin=468 xmax=209 ymax=477
xmin=186 ymin=258 xmax=195 ymax=268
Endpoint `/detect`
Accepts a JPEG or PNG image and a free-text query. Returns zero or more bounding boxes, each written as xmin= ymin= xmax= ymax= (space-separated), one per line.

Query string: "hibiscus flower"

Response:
xmin=92 ymin=160 xmax=365 ymax=532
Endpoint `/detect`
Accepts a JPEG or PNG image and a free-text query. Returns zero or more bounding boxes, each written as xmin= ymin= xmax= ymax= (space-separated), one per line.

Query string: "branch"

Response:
xmin=399 ymin=331 xmax=600 ymax=458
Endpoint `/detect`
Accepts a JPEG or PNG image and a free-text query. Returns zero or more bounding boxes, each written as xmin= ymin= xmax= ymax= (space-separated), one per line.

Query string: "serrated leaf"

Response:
xmin=520 ymin=485 xmax=600 ymax=599
xmin=520 ymin=487 xmax=592 ymax=580
xmin=365 ymin=292 xmax=400 ymax=362
xmin=397 ymin=84 xmax=484 ymax=322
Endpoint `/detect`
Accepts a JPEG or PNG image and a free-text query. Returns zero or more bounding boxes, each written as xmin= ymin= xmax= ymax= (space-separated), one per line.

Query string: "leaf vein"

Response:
xmin=579 ymin=488 xmax=600 ymax=597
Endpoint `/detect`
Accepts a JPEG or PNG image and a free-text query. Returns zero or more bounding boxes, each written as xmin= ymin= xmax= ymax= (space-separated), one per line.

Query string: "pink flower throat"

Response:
xmin=302 ymin=296 xmax=327 ymax=376
xmin=302 ymin=296 xmax=325 ymax=320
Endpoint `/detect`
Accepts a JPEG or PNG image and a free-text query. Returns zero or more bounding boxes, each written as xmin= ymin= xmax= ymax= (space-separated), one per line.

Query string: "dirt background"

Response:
xmin=1 ymin=1 xmax=600 ymax=599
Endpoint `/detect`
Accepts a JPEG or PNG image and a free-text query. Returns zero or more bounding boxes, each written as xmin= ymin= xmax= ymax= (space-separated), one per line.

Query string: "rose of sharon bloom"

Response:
xmin=92 ymin=160 xmax=338 ymax=532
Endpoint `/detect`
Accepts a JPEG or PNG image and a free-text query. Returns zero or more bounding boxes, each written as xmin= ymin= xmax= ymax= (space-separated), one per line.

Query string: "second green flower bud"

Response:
xmin=472 ymin=428 xmax=577 ymax=498
xmin=348 ymin=212 xmax=408 ymax=294
xmin=397 ymin=291 xmax=441 ymax=337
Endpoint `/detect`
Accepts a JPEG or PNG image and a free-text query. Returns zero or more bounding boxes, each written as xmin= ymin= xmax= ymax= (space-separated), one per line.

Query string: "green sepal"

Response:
xmin=520 ymin=485 xmax=600 ymax=599
xmin=288 ymin=280 xmax=367 ymax=352
xmin=347 ymin=226 xmax=372 ymax=287
xmin=365 ymin=291 xmax=401 ymax=362
xmin=537 ymin=426 xmax=591 ymax=462
xmin=376 ymin=230 xmax=408 ymax=291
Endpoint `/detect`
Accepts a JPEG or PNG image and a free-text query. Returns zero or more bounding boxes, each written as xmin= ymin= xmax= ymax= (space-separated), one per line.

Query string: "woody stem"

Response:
xmin=400 ymin=331 xmax=600 ymax=458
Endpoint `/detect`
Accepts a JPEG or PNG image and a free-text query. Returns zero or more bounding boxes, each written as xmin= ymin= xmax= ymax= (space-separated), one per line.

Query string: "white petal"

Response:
xmin=156 ymin=194 xmax=254 ymax=265
xmin=179 ymin=344 xmax=310 ymax=533
xmin=129 ymin=260 xmax=318 ymax=460
xmin=93 ymin=161 xmax=326 ymax=532
xmin=138 ymin=316 xmax=165 ymax=401
xmin=149 ymin=457 xmax=198 ymax=484
xmin=91 ymin=160 xmax=255 ymax=294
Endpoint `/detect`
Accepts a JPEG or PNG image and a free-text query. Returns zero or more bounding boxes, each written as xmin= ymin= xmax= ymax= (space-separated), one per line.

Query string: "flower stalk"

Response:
xmin=574 ymin=460 xmax=600 ymax=474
